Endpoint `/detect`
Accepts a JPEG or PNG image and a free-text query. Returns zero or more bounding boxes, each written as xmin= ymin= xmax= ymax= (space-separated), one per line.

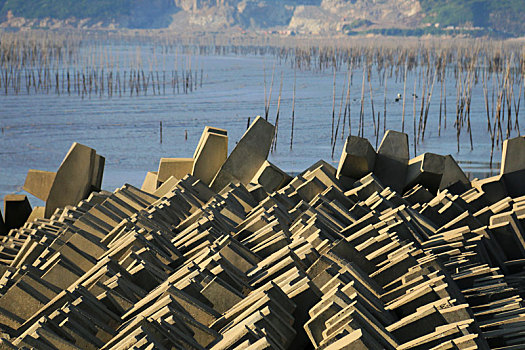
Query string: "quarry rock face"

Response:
xmin=1 ymin=118 xmax=525 ymax=349
xmin=170 ymin=0 xmax=423 ymax=33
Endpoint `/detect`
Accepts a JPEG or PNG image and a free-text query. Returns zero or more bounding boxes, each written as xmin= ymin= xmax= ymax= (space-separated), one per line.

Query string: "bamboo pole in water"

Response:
xmin=272 ymin=71 xmax=283 ymax=152
xmin=482 ymin=65 xmax=493 ymax=140
xmin=331 ymin=67 xmax=337 ymax=147
xmin=342 ymin=62 xmax=352 ymax=140
xmin=332 ymin=70 xmax=347 ymax=157
xmin=422 ymin=68 xmax=437 ymax=141
xmin=401 ymin=63 xmax=408 ymax=133
xmin=412 ymin=70 xmax=417 ymax=156
xmin=514 ymin=74 xmax=522 ymax=133
xmin=359 ymin=65 xmax=366 ymax=138
xmin=417 ymin=64 xmax=428 ymax=144
xmin=290 ymin=68 xmax=296 ymax=150
xmin=383 ymin=69 xmax=387 ymax=134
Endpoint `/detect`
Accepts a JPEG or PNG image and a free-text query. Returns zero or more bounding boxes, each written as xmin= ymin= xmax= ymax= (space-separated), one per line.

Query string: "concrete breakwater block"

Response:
xmin=140 ymin=126 xmax=228 ymax=193
xmin=0 ymin=210 xmax=6 ymax=235
xmin=336 ymin=136 xmax=376 ymax=180
xmin=251 ymin=161 xmax=291 ymax=193
xmin=501 ymin=136 xmax=525 ymax=197
xmin=157 ymin=157 xmax=194 ymax=184
xmin=405 ymin=153 xmax=446 ymax=194
xmin=21 ymin=142 xmax=105 ymax=220
xmin=193 ymin=127 xmax=228 ymax=186
xmin=439 ymin=155 xmax=471 ymax=194
xmin=374 ymin=130 xmax=409 ymax=193
xmin=44 ymin=142 xmax=105 ymax=218
xmin=211 ymin=116 xmax=275 ymax=192
xmin=3 ymin=123 xmax=525 ymax=349
xmin=23 ymin=170 xmax=56 ymax=201
xmin=3 ymin=194 xmax=32 ymax=231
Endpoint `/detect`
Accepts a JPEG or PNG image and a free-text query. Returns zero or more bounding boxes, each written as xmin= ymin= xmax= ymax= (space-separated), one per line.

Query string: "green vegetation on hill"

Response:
xmin=0 ymin=0 xmax=524 ymax=36
xmin=0 ymin=0 xmax=176 ymax=28
xmin=2 ymin=0 xmax=128 ymax=20
xmin=420 ymin=0 xmax=525 ymax=35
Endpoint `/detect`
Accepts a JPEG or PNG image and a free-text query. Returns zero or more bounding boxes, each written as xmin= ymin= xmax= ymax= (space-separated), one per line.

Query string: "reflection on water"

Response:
xmin=0 ymin=46 xmax=521 ymax=207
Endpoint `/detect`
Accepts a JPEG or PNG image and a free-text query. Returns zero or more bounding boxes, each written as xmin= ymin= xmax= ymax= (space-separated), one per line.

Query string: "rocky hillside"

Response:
xmin=0 ymin=0 xmax=524 ymax=36
xmin=0 ymin=0 xmax=176 ymax=28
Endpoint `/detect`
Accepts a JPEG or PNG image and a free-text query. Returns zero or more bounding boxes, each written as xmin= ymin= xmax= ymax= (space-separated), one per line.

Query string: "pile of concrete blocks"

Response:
xmin=22 ymin=142 xmax=105 ymax=220
xmin=1 ymin=118 xmax=525 ymax=349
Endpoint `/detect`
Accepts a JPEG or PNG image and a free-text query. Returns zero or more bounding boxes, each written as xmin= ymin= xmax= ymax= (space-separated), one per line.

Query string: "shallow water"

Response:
xmin=0 ymin=45 xmax=519 ymax=209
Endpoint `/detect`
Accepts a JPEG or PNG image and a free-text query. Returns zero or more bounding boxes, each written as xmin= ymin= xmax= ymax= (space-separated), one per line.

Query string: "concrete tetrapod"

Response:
xmin=336 ymin=136 xmax=376 ymax=180
xmin=501 ymin=136 xmax=525 ymax=197
xmin=251 ymin=161 xmax=291 ymax=193
xmin=374 ymin=130 xmax=409 ymax=193
xmin=192 ymin=127 xmax=228 ymax=186
xmin=500 ymin=136 xmax=525 ymax=175
xmin=439 ymin=155 xmax=471 ymax=194
xmin=4 ymin=121 xmax=525 ymax=349
xmin=45 ymin=142 xmax=105 ymax=218
xmin=210 ymin=116 xmax=275 ymax=192
xmin=157 ymin=158 xmax=194 ymax=184
xmin=23 ymin=170 xmax=56 ymax=201
xmin=141 ymin=171 xmax=158 ymax=193
xmin=405 ymin=153 xmax=446 ymax=194
xmin=0 ymin=210 xmax=6 ymax=235
xmin=3 ymin=194 xmax=32 ymax=231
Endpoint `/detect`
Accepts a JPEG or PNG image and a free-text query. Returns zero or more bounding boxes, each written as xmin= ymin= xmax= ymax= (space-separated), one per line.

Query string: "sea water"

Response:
xmin=0 ymin=44 xmax=517 ymax=208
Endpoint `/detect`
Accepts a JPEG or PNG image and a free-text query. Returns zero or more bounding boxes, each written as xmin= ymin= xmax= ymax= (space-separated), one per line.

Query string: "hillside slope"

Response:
xmin=0 ymin=0 xmax=177 ymax=28
xmin=0 ymin=0 xmax=524 ymax=36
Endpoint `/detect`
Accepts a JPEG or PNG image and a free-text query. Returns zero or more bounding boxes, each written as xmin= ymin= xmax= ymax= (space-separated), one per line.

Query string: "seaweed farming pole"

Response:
xmin=342 ymin=61 xmax=353 ymax=140
xmin=368 ymin=69 xmax=377 ymax=147
xmin=290 ymin=68 xmax=296 ymax=150
xmin=402 ymin=63 xmax=408 ymax=133
xmin=271 ymin=71 xmax=284 ymax=153
xmin=264 ymin=62 xmax=267 ymax=117
xmin=439 ymin=59 xmax=444 ymax=136
xmin=417 ymin=64 xmax=428 ymax=144
xmin=482 ymin=61 xmax=493 ymax=137
xmin=383 ymin=69 xmax=387 ymax=134
xmin=421 ymin=67 xmax=437 ymax=142
xmin=331 ymin=67 xmax=337 ymax=147
xmin=359 ymin=65 xmax=366 ymax=138
xmin=265 ymin=64 xmax=276 ymax=121
xmin=465 ymin=61 xmax=475 ymax=151
xmin=160 ymin=121 xmax=163 ymax=144
xmin=332 ymin=68 xmax=348 ymax=158
xmin=455 ymin=65 xmax=462 ymax=153
xmin=412 ymin=69 xmax=417 ymax=156
xmin=514 ymin=73 xmax=523 ymax=134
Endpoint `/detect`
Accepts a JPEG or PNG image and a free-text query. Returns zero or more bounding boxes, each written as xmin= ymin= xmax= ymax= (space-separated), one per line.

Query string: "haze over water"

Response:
xmin=0 ymin=43 xmax=518 ymax=206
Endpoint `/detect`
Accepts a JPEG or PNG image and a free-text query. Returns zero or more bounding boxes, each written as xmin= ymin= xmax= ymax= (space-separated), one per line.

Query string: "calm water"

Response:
xmin=0 ymin=44 xmax=519 ymax=208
